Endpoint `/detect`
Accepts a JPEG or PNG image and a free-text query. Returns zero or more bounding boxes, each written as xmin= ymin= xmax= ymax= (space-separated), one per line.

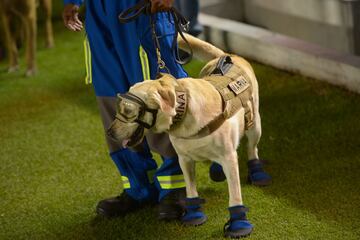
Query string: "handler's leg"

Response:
xmin=85 ymin=0 xmax=158 ymax=217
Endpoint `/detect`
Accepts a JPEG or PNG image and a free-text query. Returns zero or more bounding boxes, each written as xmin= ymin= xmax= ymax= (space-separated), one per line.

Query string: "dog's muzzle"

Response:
xmin=107 ymin=92 xmax=158 ymax=148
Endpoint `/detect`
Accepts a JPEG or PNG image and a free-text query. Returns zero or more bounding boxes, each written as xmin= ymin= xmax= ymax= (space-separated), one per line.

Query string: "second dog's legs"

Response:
xmin=22 ymin=2 xmax=37 ymax=76
xmin=1 ymin=12 xmax=19 ymax=72
xmin=42 ymin=0 xmax=54 ymax=48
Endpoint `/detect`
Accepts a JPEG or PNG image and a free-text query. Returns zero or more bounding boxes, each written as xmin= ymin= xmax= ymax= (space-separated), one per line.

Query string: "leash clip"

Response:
xmin=158 ymin=59 xmax=166 ymax=69
xmin=182 ymin=21 xmax=190 ymax=32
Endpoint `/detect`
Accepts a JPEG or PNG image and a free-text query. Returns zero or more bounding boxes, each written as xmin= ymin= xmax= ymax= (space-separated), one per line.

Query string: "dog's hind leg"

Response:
xmin=245 ymin=99 xmax=272 ymax=186
xmin=42 ymin=0 xmax=54 ymax=48
xmin=179 ymin=157 xmax=207 ymax=226
xmin=245 ymin=110 xmax=262 ymax=160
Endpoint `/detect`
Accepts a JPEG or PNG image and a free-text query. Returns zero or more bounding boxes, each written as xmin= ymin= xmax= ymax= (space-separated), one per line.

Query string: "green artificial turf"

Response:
xmin=1 ymin=22 xmax=359 ymax=240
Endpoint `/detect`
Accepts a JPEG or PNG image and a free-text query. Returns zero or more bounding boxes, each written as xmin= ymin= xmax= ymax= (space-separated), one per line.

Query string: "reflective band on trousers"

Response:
xmin=121 ymin=176 xmax=131 ymax=189
xmin=83 ymin=37 xmax=92 ymax=84
xmin=157 ymin=174 xmax=186 ymax=189
xmin=139 ymin=45 xmax=150 ymax=80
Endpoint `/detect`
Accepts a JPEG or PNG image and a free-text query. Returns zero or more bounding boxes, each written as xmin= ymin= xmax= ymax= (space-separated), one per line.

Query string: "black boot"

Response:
xmin=158 ymin=188 xmax=186 ymax=221
xmin=96 ymin=192 xmax=146 ymax=218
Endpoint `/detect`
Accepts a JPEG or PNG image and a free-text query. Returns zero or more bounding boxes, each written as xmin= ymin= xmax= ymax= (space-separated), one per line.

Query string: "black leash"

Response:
xmin=118 ymin=0 xmax=193 ymax=75
xmin=118 ymin=0 xmax=151 ymax=23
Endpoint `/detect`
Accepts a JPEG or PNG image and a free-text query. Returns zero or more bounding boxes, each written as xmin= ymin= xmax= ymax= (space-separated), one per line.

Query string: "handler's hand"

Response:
xmin=150 ymin=0 xmax=174 ymax=13
xmin=63 ymin=4 xmax=83 ymax=31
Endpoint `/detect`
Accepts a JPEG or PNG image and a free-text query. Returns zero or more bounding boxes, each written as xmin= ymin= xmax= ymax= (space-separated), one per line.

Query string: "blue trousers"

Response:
xmin=84 ymin=0 xmax=187 ymax=202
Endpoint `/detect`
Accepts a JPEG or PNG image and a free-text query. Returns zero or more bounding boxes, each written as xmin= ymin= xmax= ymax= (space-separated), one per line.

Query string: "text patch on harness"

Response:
xmin=228 ymin=76 xmax=250 ymax=95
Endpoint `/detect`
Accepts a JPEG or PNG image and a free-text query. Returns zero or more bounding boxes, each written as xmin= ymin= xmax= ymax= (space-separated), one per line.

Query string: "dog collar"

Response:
xmin=170 ymin=86 xmax=188 ymax=130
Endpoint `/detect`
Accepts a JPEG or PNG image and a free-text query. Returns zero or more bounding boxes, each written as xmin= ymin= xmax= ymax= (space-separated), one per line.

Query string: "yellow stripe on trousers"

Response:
xmin=139 ymin=45 xmax=150 ymax=80
xmin=83 ymin=38 xmax=92 ymax=84
xmin=121 ymin=176 xmax=131 ymax=189
xmin=83 ymin=44 xmax=148 ymax=84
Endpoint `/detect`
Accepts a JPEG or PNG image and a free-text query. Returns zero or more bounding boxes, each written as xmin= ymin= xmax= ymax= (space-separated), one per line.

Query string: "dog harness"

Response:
xmin=204 ymin=55 xmax=254 ymax=128
xmin=172 ymin=55 xmax=254 ymax=138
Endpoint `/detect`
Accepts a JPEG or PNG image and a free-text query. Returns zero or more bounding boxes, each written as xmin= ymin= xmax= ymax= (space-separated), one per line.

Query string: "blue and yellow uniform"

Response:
xmin=64 ymin=0 xmax=187 ymax=204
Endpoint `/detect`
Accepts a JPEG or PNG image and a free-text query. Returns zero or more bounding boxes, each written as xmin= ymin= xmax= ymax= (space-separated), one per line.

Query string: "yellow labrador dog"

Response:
xmin=0 ymin=0 xmax=54 ymax=76
xmin=108 ymin=34 xmax=269 ymax=238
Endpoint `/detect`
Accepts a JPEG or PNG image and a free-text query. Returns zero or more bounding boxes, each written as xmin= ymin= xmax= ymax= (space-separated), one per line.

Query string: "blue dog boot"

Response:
xmin=181 ymin=197 xmax=207 ymax=226
xmin=209 ymin=162 xmax=226 ymax=182
xmin=247 ymin=159 xmax=272 ymax=186
xmin=224 ymin=205 xmax=253 ymax=238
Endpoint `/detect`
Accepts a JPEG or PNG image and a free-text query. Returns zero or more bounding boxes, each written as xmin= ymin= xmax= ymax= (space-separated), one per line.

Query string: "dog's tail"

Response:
xmin=178 ymin=33 xmax=225 ymax=62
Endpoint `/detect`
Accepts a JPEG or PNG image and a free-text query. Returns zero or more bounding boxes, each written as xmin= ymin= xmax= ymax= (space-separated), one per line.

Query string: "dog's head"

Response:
xmin=107 ymin=74 xmax=178 ymax=148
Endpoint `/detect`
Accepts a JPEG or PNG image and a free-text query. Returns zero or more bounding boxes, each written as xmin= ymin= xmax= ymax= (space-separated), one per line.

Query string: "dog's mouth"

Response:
xmin=121 ymin=126 xmax=145 ymax=148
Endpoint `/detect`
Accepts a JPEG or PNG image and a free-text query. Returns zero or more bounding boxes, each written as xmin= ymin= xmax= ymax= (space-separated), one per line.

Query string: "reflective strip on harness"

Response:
xmin=139 ymin=45 xmax=150 ymax=80
xmin=83 ymin=37 xmax=92 ymax=84
xmin=121 ymin=176 xmax=131 ymax=189
xmin=157 ymin=174 xmax=186 ymax=189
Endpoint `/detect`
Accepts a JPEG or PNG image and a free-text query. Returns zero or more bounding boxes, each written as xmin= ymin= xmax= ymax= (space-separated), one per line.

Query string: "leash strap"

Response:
xmin=118 ymin=1 xmax=193 ymax=74
xmin=170 ymin=7 xmax=193 ymax=65
xmin=118 ymin=0 xmax=151 ymax=23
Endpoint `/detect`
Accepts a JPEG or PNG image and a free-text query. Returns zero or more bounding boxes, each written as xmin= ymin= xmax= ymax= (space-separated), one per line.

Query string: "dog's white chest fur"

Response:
xmin=170 ymin=110 xmax=245 ymax=164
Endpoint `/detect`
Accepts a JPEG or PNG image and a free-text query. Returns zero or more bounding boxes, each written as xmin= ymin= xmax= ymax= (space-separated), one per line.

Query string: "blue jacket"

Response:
xmin=64 ymin=0 xmax=83 ymax=6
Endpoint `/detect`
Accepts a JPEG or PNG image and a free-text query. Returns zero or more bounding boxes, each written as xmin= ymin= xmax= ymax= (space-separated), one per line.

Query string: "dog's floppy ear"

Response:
xmin=158 ymin=88 xmax=176 ymax=116
xmin=151 ymin=74 xmax=177 ymax=116
xmin=154 ymin=87 xmax=176 ymax=117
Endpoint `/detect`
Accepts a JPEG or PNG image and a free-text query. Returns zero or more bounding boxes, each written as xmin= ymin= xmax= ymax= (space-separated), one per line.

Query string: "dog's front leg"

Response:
xmin=178 ymin=157 xmax=197 ymax=198
xmin=222 ymin=152 xmax=253 ymax=238
xmin=222 ymin=152 xmax=243 ymax=207
xmin=178 ymin=156 xmax=207 ymax=226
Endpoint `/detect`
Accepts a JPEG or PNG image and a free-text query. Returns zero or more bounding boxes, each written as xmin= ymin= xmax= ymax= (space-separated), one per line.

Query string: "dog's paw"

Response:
xmin=181 ymin=197 xmax=207 ymax=226
xmin=247 ymin=159 xmax=272 ymax=186
xmin=209 ymin=162 xmax=226 ymax=182
xmin=224 ymin=220 xmax=253 ymax=238
xmin=181 ymin=210 xmax=207 ymax=226
xmin=224 ymin=205 xmax=253 ymax=238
